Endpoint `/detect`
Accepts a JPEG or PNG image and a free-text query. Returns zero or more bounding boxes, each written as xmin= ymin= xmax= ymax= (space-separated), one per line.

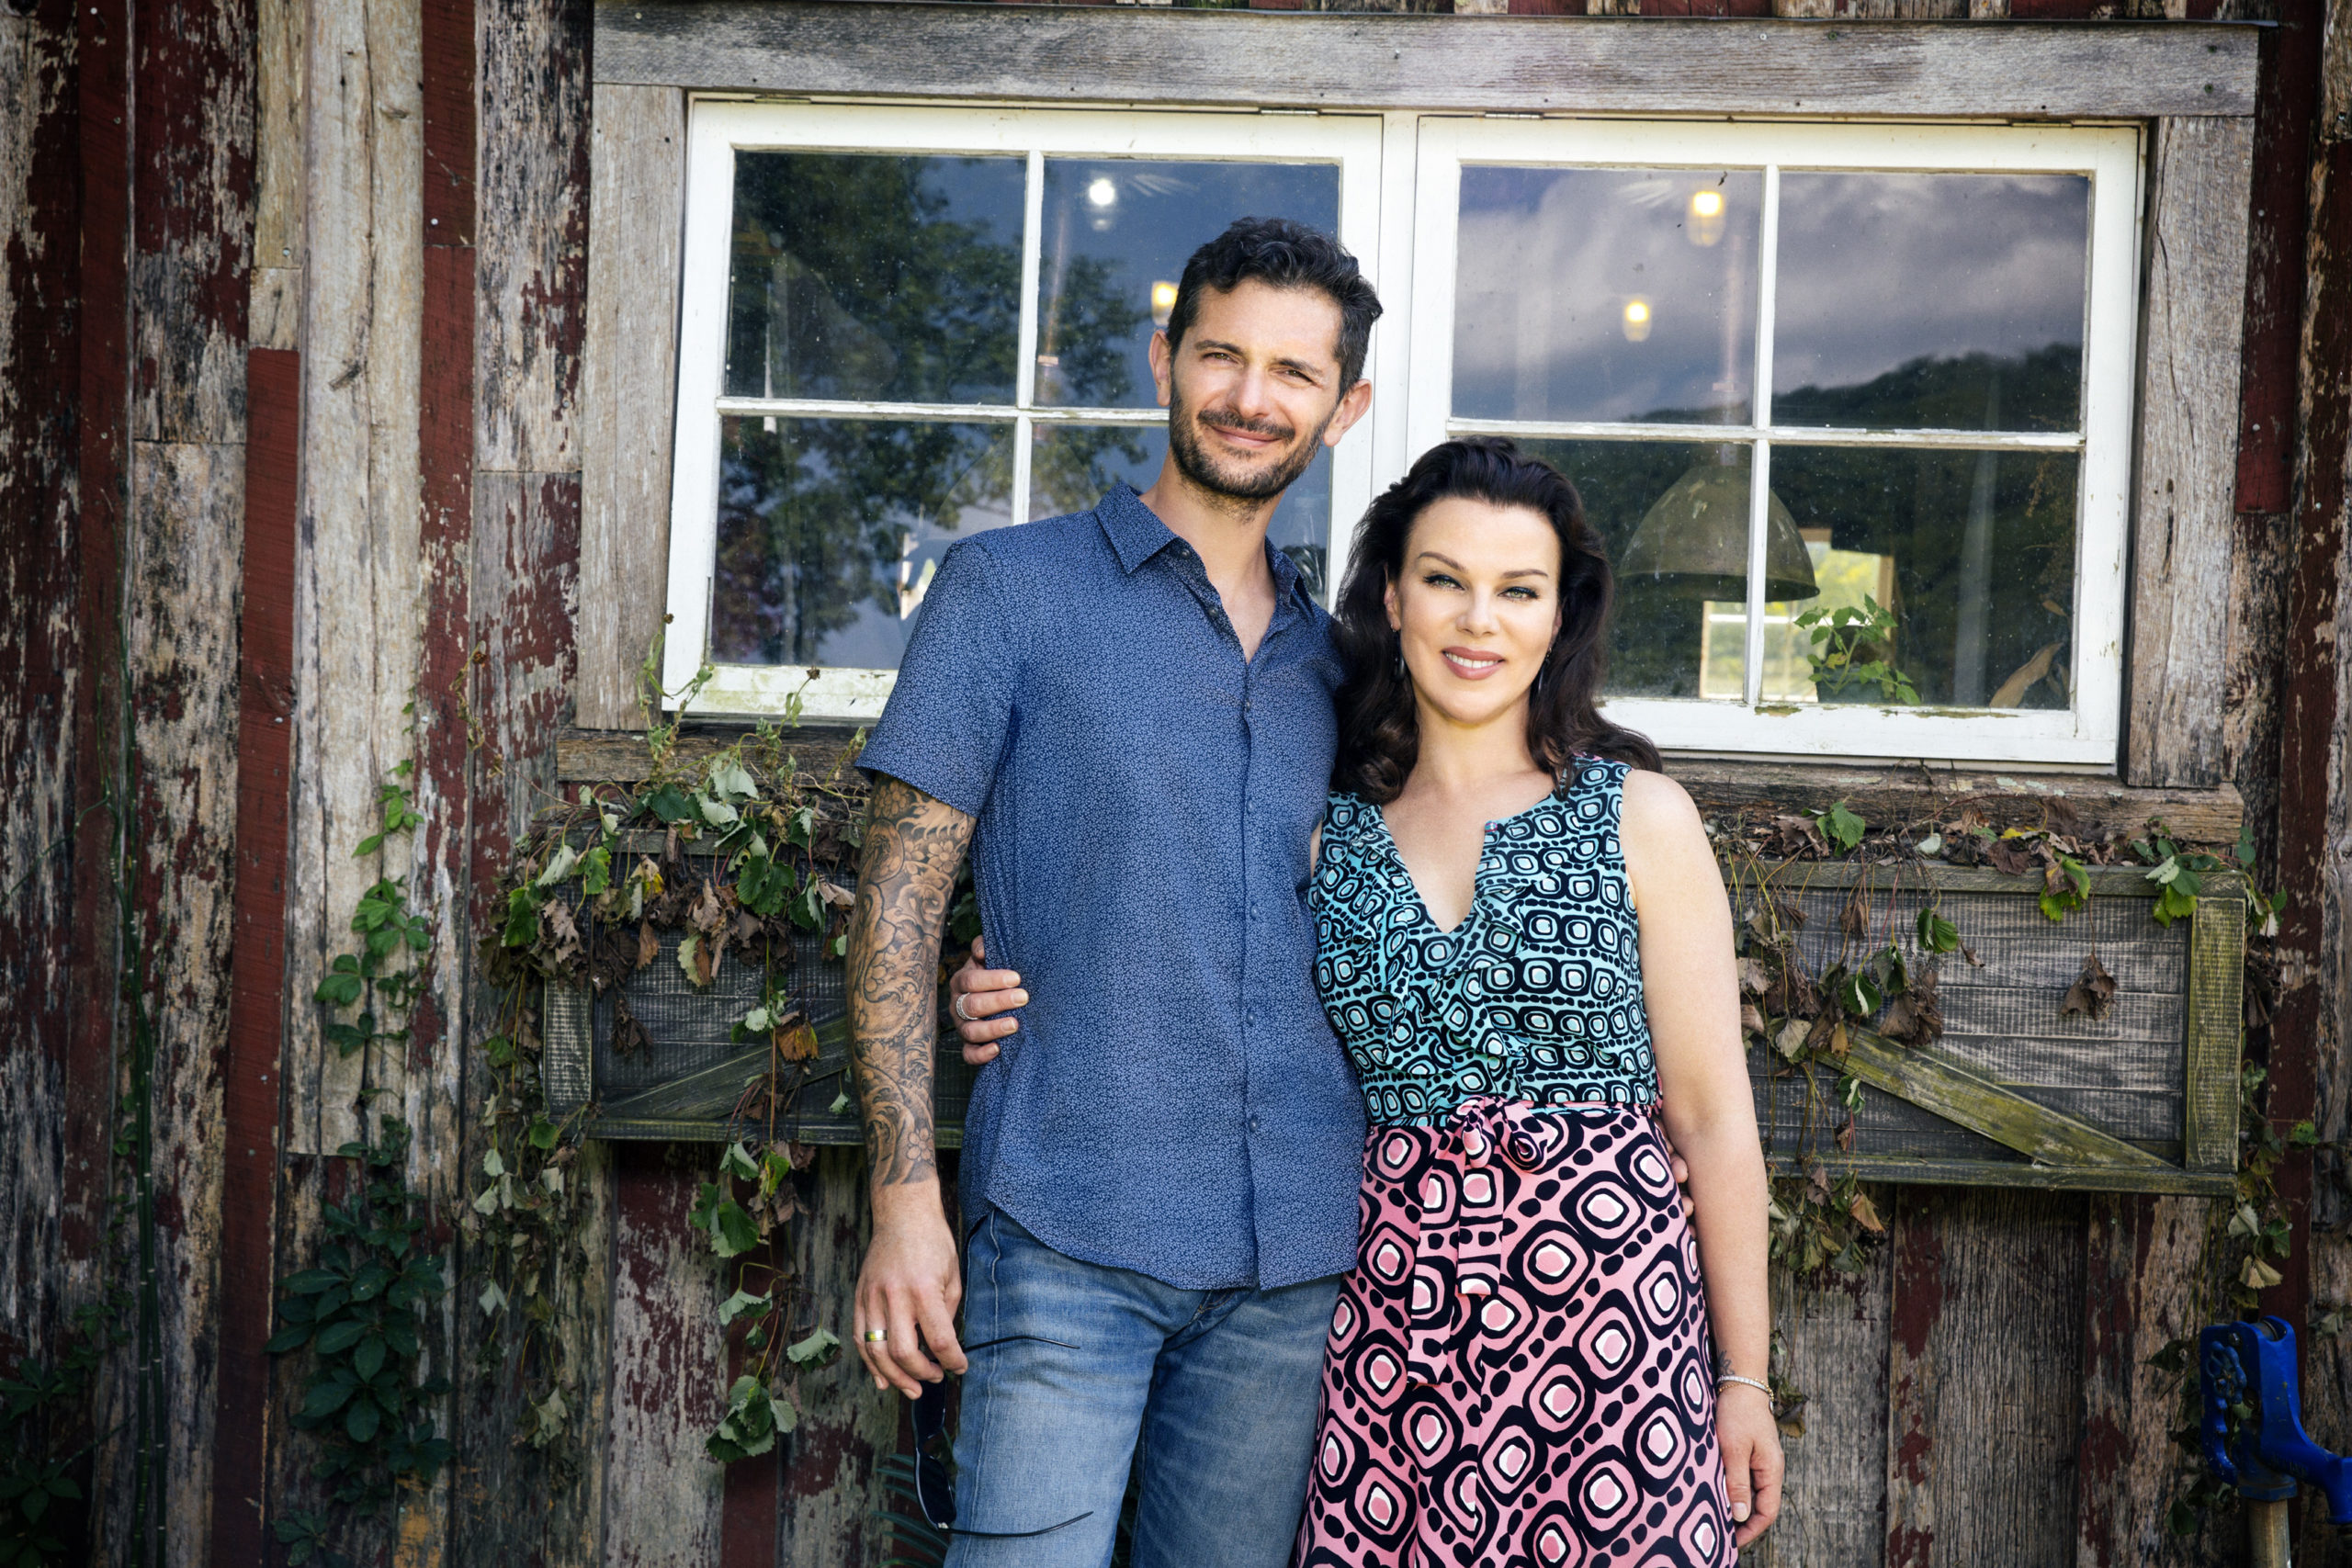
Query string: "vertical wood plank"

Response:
xmin=2126 ymin=117 xmax=2256 ymax=788
xmin=70 ymin=0 xmax=135 ymax=1542
xmin=1744 ymin=1242 xmax=1893 ymax=1568
xmin=577 ymin=83 xmax=685 ymax=731
xmin=476 ymin=0 xmax=592 ymax=474
xmin=249 ymin=0 xmax=304 ymax=352
xmin=125 ymin=437 xmax=247 ymax=1565
xmin=0 ymin=0 xmax=96 ymax=1366
xmin=2075 ymin=1193 xmax=2214 ymax=1568
xmin=286 ymin=0 xmax=426 ymax=1158
xmin=1885 ymin=1189 xmax=2087 ymax=1568
xmin=214 ymin=345 xmax=301 ymax=1568
xmin=775 ymin=1152 xmax=899 ymax=1568
xmin=604 ymin=1145 xmax=729 ymax=1568
xmin=0 ymin=9 xmax=112 ymax=1562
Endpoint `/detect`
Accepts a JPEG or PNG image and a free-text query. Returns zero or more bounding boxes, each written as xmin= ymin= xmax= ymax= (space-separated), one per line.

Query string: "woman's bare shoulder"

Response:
xmin=1619 ymin=767 xmax=1702 ymax=840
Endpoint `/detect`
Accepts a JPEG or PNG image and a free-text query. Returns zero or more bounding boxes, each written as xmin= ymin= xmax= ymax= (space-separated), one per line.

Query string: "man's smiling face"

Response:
xmin=1152 ymin=278 xmax=1363 ymax=503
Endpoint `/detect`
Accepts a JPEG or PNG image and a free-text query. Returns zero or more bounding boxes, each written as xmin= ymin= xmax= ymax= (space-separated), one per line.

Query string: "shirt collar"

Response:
xmin=1095 ymin=483 xmax=1319 ymax=616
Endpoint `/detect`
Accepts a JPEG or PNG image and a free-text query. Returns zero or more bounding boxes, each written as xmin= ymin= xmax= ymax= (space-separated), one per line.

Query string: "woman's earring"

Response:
xmin=1393 ymin=647 xmax=1407 ymax=680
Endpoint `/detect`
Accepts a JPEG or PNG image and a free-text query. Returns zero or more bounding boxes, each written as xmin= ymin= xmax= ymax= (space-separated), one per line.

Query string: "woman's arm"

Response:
xmin=1621 ymin=768 xmax=1782 ymax=1545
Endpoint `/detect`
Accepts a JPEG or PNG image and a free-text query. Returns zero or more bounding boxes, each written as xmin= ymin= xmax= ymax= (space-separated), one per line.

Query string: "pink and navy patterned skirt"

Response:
xmin=1295 ymin=1098 xmax=1735 ymax=1568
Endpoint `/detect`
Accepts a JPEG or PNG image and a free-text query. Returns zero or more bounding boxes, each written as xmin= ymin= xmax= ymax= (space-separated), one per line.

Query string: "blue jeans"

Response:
xmin=944 ymin=1208 xmax=1340 ymax=1568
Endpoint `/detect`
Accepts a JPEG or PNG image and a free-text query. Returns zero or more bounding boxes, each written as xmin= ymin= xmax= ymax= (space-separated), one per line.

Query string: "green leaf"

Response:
xmin=643 ymin=784 xmax=696 ymax=824
xmin=698 ymin=794 xmax=740 ymax=827
xmin=719 ymin=1142 xmax=760 ymax=1181
xmin=283 ymin=1268 xmax=344 ymax=1295
xmin=300 ymin=1380 xmax=356 ymax=1421
xmin=353 ymin=1333 xmax=388 ymax=1381
xmin=712 ymin=1200 xmax=760 ymax=1258
xmin=718 ymin=1289 xmax=774 ymax=1326
xmin=1818 ymin=802 xmax=1866 ymax=854
xmin=315 ymin=1319 xmax=368 ymax=1355
xmin=345 ymin=1397 xmax=381 ymax=1444
xmin=536 ymin=842 xmax=580 ymax=887
xmin=677 ymin=933 xmax=703 ymax=987
xmin=580 ymin=844 xmax=613 ymax=897
xmin=265 ymin=1322 xmax=315 ymax=1354
xmin=786 ymin=1326 xmax=842 ymax=1367
xmin=707 ymin=759 xmax=760 ymax=804
xmin=314 ymin=970 xmax=365 ymax=1009
xmin=1916 ymin=907 xmax=1961 ymax=954
xmin=354 ymin=831 xmax=385 ymax=858
xmin=527 ymin=1117 xmax=558 ymax=1152
xmin=503 ymin=885 xmax=542 ymax=948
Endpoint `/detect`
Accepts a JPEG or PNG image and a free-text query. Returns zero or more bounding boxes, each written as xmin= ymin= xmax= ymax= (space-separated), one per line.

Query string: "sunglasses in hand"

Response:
xmin=912 ymin=1334 xmax=1095 ymax=1540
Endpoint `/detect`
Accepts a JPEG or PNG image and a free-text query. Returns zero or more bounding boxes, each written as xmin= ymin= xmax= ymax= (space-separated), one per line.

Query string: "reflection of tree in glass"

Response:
xmin=712 ymin=154 xmax=1152 ymax=666
xmin=713 ymin=421 xmax=1010 ymax=666
xmin=1030 ymin=254 xmax=1155 ymax=519
xmin=726 ymin=153 xmax=1021 ymax=403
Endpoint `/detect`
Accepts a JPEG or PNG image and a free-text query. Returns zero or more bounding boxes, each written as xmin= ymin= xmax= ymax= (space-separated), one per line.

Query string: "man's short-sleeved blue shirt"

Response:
xmin=857 ymin=484 xmax=1366 ymax=1291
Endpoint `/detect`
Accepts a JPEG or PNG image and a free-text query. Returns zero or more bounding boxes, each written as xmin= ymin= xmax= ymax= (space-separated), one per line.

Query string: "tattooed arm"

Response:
xmin=849 ymin=776 xmax=976 ymax=1397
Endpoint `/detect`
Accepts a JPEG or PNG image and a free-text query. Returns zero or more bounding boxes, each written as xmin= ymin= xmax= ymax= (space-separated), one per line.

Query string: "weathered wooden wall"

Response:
xmin=1 ymin=0 xmax=2346 ymax=1565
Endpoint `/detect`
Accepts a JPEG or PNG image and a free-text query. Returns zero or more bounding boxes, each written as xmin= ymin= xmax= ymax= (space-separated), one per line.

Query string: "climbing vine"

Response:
xmin=476 ymin=655 xmax=879 ymax=1467
xmin=265 ymin=762 xmax=453 ymax=1567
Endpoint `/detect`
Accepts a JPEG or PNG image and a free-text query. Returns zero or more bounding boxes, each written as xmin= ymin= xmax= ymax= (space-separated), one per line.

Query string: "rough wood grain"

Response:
xmin=126 ymin=437 xmax=247 ymax=1567
xmin=1743 ymin=1244 xmax=1892 ymax=1568
xmin=2267 ymin=60 xmax=2352 ymax=1348
xmin=776 ymin=1151 xmax=899 ymax=1568
xmin=1884 ymin=1188 xmax=2086 ymax=1568
xmin=285 ymin=0 xmax=425 ymax=1157
xmin=130 ymin=0 xmax=254 ymax=446
xmin=578 ymin=84 xmax=685 ymax=731
xmin=593 ymin=0 xmax=2261 ymax=117
xmin=0 ymin=0 xmax=94 ymax=1382
xmin=2128 ymin=116 xmax=2256 ymax=788
xmin=477 ymin=0 xmax=592 ymax=474
xmin=213 ymin=346 xmax=299 ymax=1568
xmin=604 ymin=1144 xmax=729 ymax=1568
xmin=2075 ymin=1193 xmax=2214 ymax=1568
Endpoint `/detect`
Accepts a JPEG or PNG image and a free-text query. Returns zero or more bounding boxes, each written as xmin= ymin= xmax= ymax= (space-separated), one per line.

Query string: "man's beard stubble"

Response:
xmin=1165 ymin=383 xmax=1336 ymax=509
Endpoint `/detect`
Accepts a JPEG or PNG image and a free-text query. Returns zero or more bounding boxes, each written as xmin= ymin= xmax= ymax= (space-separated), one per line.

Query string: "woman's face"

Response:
xmin=1384 ymin=497 xmax=1564 ymax=732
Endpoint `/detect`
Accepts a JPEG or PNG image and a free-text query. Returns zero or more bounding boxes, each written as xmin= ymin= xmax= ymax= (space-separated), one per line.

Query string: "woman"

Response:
xmin=1295 ymin=437 xmax=1779 ymax=1566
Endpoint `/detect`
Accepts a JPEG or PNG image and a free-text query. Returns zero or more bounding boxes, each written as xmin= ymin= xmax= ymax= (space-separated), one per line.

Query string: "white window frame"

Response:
xmin=662 ymin=99 xmax=1387 ymax=721
xmin=1408 ymin=117 xmax=2143 ymax=766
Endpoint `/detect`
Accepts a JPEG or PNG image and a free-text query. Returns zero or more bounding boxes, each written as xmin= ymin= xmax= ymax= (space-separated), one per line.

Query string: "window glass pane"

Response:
xmin=1769 ymin=446 xmax=2079 ymax=708
xmin=1028 ymin=423 xmax=1334 ymax=600
xmin=1453 ymin=168 xmax=1762 ymax=426
xmin=710 ymin=416 xmax=1015 ymax=669
xmin=725 ymin=152 xmax=1024 ymax=404
xmin=1035 ymin=159 xmax=1341 ymax=410
xmin=1773 ymin=174 xmax=2089 ymax=433
xmin=1514 ymin=440 xmax=1762 ymax=701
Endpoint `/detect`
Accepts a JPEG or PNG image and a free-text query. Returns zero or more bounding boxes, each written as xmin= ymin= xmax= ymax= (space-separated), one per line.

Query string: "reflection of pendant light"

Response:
xmin=1150 ymin=280 xmax=1178 ymax=329
xmin=1619 ymin=450 xmax=1818 ymax=604
xmin=1688 ymin=187 xmax=1725 ymax=247
xmin=1622 ymin=299 xmax=1653 ymax=343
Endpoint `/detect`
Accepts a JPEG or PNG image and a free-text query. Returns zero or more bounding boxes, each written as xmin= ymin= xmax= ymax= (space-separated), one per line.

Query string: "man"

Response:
xmin=845 ymin=217 xmax=1381 ymax=1567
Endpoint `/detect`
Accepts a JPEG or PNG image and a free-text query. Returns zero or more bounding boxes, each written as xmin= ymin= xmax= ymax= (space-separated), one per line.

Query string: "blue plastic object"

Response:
xmin=2200 ymin=1316 xmax=2352 ymax=1525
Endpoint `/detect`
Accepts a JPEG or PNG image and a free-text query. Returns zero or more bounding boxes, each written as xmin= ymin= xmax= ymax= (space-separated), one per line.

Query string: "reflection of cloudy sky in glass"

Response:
xmin=1772 ymin=173 xmax=2088 ymax=418
xmin=1453 ymin=167 xmax=1761 ymax=424
xmin=1036 ymin=159 xmax=1340 ymax=410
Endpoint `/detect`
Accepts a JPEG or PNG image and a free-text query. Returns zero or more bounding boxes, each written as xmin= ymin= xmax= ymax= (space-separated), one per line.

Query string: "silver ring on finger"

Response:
xmin=863 ymin=1327 xmax=888 ymax=1344
xmin=951 ymin=993 xmax=973 ymax=1024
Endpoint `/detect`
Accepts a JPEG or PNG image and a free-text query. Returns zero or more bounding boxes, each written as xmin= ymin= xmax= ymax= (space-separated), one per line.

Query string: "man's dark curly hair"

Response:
xmin=1163 ymin=216 xmax=1384 ymax=393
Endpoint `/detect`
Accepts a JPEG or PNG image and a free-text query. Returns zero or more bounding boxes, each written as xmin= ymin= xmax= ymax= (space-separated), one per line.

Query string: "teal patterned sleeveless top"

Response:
xmin=1311 ymin=757 xmax=1657 ymax=1127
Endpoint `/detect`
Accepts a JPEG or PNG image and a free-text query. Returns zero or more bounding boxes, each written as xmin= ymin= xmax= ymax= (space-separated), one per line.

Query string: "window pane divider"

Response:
xmin=1442 ymin=417 xmax=2080 ymax=453
xmin=1013 ymin=148 xmax=1046 ymax=525
xmin=712 ymin=398 xmax=1174 ymax=425
xmin=1743 ymin=163 xmax=1781 ymax=709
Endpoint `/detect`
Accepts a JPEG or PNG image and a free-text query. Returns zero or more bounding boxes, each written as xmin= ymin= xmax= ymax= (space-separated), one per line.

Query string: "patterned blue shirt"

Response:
xmin=1312 ymin=759 xmax=1657 ymax=1127
xmin=857 ymin=485 xmax=1367 ymax=1291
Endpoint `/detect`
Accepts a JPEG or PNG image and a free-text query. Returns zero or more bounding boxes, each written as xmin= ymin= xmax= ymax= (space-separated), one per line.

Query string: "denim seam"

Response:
xmin=958 ymin=1210 xmax=1007 ymax=1536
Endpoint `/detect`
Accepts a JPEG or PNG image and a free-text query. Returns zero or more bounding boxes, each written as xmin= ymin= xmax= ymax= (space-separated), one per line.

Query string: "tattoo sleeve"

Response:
xmin=847 ymin=776 xmax=977 ymax=1190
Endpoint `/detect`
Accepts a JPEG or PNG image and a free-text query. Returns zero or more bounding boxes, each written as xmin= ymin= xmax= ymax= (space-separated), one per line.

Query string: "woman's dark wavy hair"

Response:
xmin=1332 ymin=437 xmax=1660 ymax=803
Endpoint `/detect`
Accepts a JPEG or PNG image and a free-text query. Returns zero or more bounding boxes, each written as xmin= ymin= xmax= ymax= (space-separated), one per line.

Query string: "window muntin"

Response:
xmin=1408 ymin=118 xmax=2140 ymax=764
xmin=666 ymin=103 xmax=1384 ymax=721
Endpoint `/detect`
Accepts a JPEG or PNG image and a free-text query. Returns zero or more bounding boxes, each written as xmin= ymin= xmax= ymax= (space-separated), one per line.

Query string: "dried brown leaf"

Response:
xmin=1848 ymin=1191 xmax=1885 ymax=1234
xmin=611 ymin=994 xmax=650 ymax=1059
xmin=1987 ymin=839 xmax=2037 ymax=876
xmin=1740 ymin=1003 xmax=1768 ymax=1041
xmin=1737 ymin=957 xmax=1772 ymax=997
xmin=636 ymin=919 xmax=659 ymax=970
xmin=776 ymin=1021 xmax=820 ymax=1063
xmin=2061 ymin=950 xmax=2117 ymax=1022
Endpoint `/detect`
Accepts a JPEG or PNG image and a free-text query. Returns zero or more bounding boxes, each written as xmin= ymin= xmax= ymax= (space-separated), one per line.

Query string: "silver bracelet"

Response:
xmin=1715 ymin=1372 xmax=1773 ymax=1401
